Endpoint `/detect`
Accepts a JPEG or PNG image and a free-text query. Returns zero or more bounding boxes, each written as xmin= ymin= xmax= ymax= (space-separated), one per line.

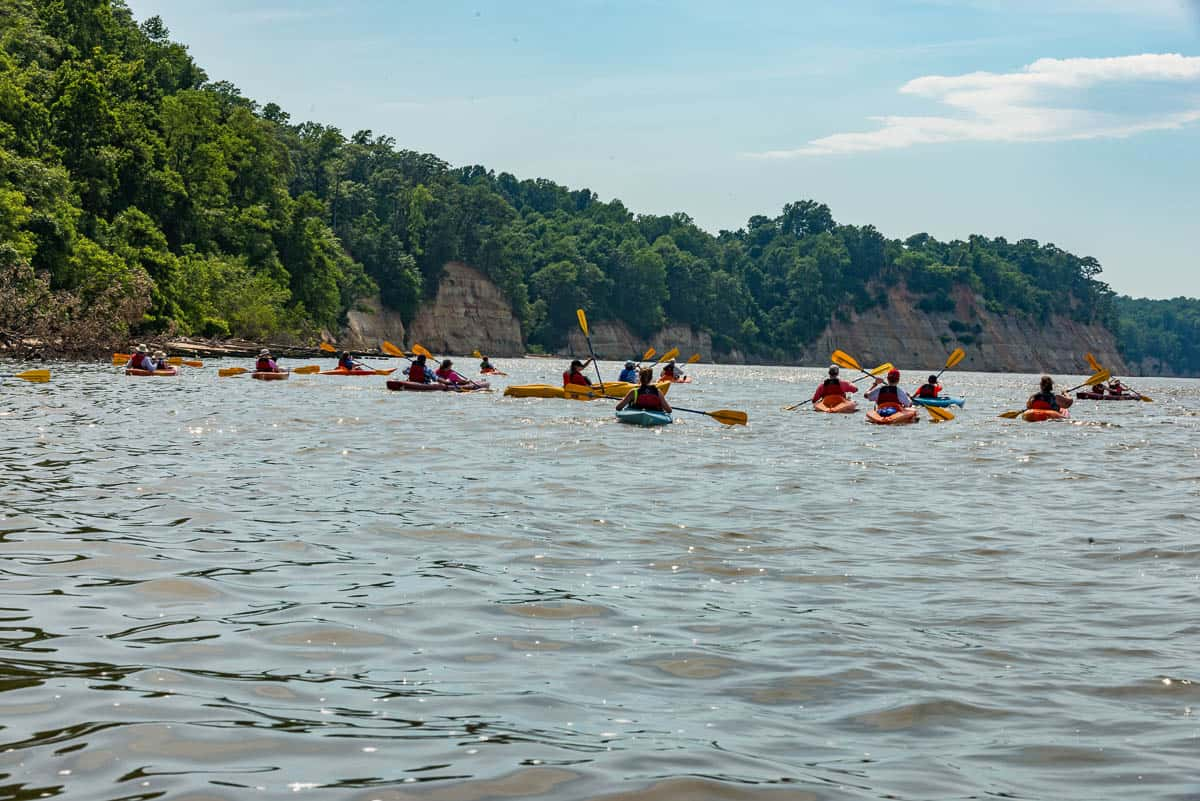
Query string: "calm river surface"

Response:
xmin=2 ymin=358 xmax=1198 ymax=801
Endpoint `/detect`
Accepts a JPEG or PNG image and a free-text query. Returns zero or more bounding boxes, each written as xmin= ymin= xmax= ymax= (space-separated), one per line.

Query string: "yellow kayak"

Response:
xmin=503 ymin=381 xmax=672 ymax=400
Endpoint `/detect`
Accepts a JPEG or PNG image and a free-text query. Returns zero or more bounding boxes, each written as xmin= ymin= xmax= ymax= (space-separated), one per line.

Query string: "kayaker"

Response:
xmin=1108 ymin=378 xmax=1129 ymax=396
xmin=618 ymin=361 xmax=638 ymax=383
xmin=811 ymin=365 xmax=858 ymax=404
xmin=913 ymin=374 xmax=943 ymax=400
xmin=125 ymin=345 xmax=154 ymax=372
xmin=151 ymin=350 xmax=170 ymax=371
xmin=408 ymin=354 xmax=435 ymax=383
xmin=563 ymin=359 xmax=593 ymax=387
xmin=480 ymin=356 xmax=496 ymax=373
xmin=660 ymin=360 xmax=684 ymax=381
xmin=435 ymin=359 xmax=470 ymax=385
xmin=256 ymin=349 xmax=283 ymax=373
xmin=615 ymin=368 xmax=672 ymax=414
xmin=865 ymin=369 xmax=914 ymax=413
xmin=337 ymin=351 xmax=363 ymax=371
xmin=1027 ymin=376 xmax=1074 ymax=411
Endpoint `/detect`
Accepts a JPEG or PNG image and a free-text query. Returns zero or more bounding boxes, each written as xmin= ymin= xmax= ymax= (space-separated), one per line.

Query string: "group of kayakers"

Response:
xmin=124 ymin=344 xmax=170 ymax=372
xmin=573 ymin=358 xmax=686 ymax=387
xmin=404 ymin=353 xmax=479 ymax=387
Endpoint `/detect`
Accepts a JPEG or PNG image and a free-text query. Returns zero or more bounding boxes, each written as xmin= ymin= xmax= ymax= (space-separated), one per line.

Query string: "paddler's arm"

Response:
xmin=614 ymin=390 xmax=635 ymax=411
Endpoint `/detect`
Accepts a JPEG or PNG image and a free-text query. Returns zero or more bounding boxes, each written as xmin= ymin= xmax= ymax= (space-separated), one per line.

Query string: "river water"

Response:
xmin=2 ymin=358 xmax=1198 ymax=801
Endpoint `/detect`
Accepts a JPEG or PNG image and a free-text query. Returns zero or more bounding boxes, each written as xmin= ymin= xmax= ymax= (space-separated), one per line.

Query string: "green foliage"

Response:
xmin=1114 ymin=296 xmax=1200 ymax=375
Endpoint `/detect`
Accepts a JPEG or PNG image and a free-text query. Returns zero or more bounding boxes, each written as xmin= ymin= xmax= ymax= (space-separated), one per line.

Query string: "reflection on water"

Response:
xmin=1 ymin=360 xmax=1198 ymax=800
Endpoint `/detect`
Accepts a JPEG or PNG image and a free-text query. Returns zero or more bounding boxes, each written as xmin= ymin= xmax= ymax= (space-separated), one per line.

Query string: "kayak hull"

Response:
xmin=320 ymin=367 xmax=395 ymax=376
xmin=1021 ymin=409 xmax=1070 ymax=422
xmin=1075 ymin=392 xmax=1139 ymax=401
xmin=505 ymin=381 xmax=671 ymax=400
xmin=814 ymin=396 xmax=857 ymax=414
xmin=125 ymin=368 xmax=178 ymax=377
xmin=616 ymin=409 xmax=673 ymax=427
xmin=912 ymin=396 xmax=966 ymax=408
xmin=659 ymin=376 xmax=692 ymax=384
xmin=866 ymin=407 xmax=919 ymax=425
xmin=386 ymin=380 xmax=490 ymax=392
xmin=251 ymin=371 xmax=289 ymax=381
xmin=480 ymin=370 xmax=508 ymax=376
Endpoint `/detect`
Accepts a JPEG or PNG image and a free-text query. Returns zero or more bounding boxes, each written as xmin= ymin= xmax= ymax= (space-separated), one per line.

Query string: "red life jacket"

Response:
xmin=914 ymin=383 xmax=941 ymax=399
xmin=129 ymin=354 xmax=152 ymax=371
xmin=631 ymin=385 xmax=663 ymax=410
xmin=663 ymin=364 xmax=676 ymax=377
xmin=564 ymin=371 xmax=590 ymax=387
xmin=339 ymin=356 xmax=354 ymax=370
xmin=408 ymin=363 xmax=427 ymax=382
xmin=875 ymin=384 xmax=901 ymax=407
xmin=1029 ymin=391 xmax=1059 ymax=411
xmin=256 ymin=358 xmax=274 ymax=372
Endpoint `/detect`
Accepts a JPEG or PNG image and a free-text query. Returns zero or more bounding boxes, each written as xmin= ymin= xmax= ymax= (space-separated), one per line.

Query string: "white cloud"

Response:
xmin=751 ymin=53 xmax=1200 ymax=158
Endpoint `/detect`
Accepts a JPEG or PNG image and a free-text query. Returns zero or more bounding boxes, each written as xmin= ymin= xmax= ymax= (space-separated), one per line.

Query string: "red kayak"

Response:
xmin=125 ymin=368 xmax=178 ymax=377
xmin=1022 ymin=409 xmax=1070 ymax=422
xmin=386 ymin=380 xmax=490 ymax=392
xmin=1075 ymin=391 xmax=1139 ymax=401
xmin=866 ymin=407 xmax=918 ymax=425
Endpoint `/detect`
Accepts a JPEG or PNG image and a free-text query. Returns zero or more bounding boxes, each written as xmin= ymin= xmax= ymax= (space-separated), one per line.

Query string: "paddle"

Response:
xmin=292 ymin=365 xmax=321 ymax=374
xmin=641 ymin=347 xmax=656 ymax=363
xmin=998 ymin=370 xmax=1110 ymax=418
xmin=687 ymin=353 xmax=701 ymax=364
xmin=112 ymin=353 xmax=202 ymax=368
xmin=409 ymin=343 xmax=486 ymax=389
xmin=1084 ymin=352 xmax=1152 ymax=402
xmin=319 ymin=342 xmax=337 ymax=353
xmin=218 ymin=367 xmax=247 ymax=378
xmin=783 ymin=362 xmax=893 ymax=411
xmin=922 ymin=404 xmax=955 ymax=423
xmin=2 ymin=369 xmax=51 ymax=383
xmin=834 ymin=350 xmax=941 ymax=421
xmin=381 ymin=341 xmax=408 ymax=359
xmin=576 ymin=309 xmax=606 ymax=391
xmin=324 ymin=341 xmax=390 ymax=374
xmin=572 ymin=386 xmax=746 ymax=426
xmin=654 ymin=347 xmax=680 ymax=367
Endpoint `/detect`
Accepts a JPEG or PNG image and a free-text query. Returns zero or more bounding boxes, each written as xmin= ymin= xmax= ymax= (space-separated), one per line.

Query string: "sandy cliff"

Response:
xmin=406 ymin=262 xmax=525 ymax=356
xmin=340 ymin=295 xmax=406 ymax=351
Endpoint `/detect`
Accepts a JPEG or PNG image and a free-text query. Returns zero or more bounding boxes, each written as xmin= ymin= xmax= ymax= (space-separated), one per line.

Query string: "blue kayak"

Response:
xmin=912 ymin=396 xmax=966 ymax=408
xmin=615 ymin=409 xmax=673 ymax=427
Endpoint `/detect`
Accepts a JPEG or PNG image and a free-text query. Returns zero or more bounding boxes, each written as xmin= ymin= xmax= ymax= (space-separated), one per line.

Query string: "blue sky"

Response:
xmin=125 ymin=0 xmax=1200 ymax=298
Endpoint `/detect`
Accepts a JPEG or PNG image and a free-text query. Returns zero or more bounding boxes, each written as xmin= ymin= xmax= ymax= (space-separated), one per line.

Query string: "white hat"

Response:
xmin=259 ymin=348 xmax=271 ymax=356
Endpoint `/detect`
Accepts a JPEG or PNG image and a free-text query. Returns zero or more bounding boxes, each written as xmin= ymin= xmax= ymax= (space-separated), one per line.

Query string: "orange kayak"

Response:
xmin=251 ymin=371 xmax=289 ymax=381
xmin=866 ymin=407 xmax=918 ymax=425
xmin=814 ymin=396 xmax=857 ymax=414
xmin=1021 ymin=409 xmax=1070 ymax=422
xmin=125 ymin=368 xmax=178 ymax=377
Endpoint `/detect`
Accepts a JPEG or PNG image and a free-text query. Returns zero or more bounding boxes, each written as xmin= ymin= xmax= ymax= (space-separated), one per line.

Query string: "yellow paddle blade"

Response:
xmin=945 ymin=348 xmax=965 ymax=369
xmin=218 ymin=367 xmax=247 ymax=377
xmin=642 ymin=347 xmax=656 ymax=361
xmin=576 ymin=308 xmax=589 ymax=337
xmin=412 ymin=343 xmax=433 ymax=359
xmin=319 ymin=342 xmax=337 ymax=353
xmin=167 ymin=356 xmax=183 ymax=365
xmin=687 ymin=353 xmax=701 ymax=364
xmin=708 ymin=409 xmax=748 ymax=426
xmin=381 ymin=341 xmax=405 ymax=357
xmin=180 ymin=359 xmax=203 ymax=368
xmin=1082 ymin=369 xmax=1110 ymax=387
xmin=472 ymin=349 xmax=483 ymax=359
xmin=112 ymin=353 xmax=129 ymax=365
xmin=998 ymin=409 xmax=1024 ymax=419
xmin=12 ymin=369 xmax=51 ymax=382
xmin=923 ymin=404 xmax=955 ymax=423
xmin=292 ymin=365 xmax=321 ymax=374
xmin=831 ymin=350 xmax=863 ymax=373
xmin=1085 ymin=352 xmax=1102 ymax=372
xmin=1137 ymin=394 xmax=1154 ymax=402
xmin=656 ymin=347 xmax=680 ymax=364
xmin=868 ymin=363 xmax=893 ymax=376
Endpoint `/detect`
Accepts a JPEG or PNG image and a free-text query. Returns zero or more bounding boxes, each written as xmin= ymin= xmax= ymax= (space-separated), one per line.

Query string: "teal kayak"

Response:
xmin=912 ymin=396 xmax=966 ymax=408
xmin=615 ymin=409 xmax=673 ymax=427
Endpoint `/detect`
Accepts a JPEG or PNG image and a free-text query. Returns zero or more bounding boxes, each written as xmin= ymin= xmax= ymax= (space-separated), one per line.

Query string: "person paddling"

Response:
xmin=408 ymin=354 xmax=434 ymax=383
xmin=812 ymin=365 xmax=858 ymax=405
xmin=337 ymin=351 xmax=364 ymax=371
xmin=660 ymin=359 xmax=684 ymax=382
xmin=913 ymin=374 xmax=943 ymax=400
xmin=151 ymin=350 xmax=170 ymax=371
xmin=616 ymin=367 xmax=672 ymax=414
xmin=126 ymin=345 xmax=154 ymax=372
xmin=866 ymin=369 xmax=913 ymax=415
xmin=618 ymin=360 xmax=638 ymax=383
xmin=563 ymin=359 xmax=594 ymax=387
xmin=480 ymin=356 xmax=497 ymax=374
xmin=435 ymin=359 xmax=470 ymax=386
xmin=256 ymin=349 xmax=284 ymax=373
xmin=1027 ymin=376 xmax=1073 ymax=412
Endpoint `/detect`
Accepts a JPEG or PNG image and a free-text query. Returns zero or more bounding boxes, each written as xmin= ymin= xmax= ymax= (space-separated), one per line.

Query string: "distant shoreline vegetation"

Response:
xmin=0 ymin=0 xmax=1195 ymax=370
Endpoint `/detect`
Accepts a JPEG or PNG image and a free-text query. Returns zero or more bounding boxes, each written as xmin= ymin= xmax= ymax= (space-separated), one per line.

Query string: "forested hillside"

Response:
xmin=1113 ymin=296 xmax=1200 ymax=376
xmin=0 ymin=0 xmax=1179 ymax=369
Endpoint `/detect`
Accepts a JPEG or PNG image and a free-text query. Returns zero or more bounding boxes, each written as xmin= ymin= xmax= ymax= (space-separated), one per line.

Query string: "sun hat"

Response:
xmin=153 ymin=350 xmax=166 ymax=359
xmin=259 ymin=348 xmax=271 ymax=357
xmin=136 ymin=344 xmax=148 ymax=353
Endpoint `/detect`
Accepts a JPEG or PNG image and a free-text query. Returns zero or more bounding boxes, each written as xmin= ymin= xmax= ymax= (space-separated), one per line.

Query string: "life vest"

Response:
xmin=914 ymin=382 xmax=941 ymax=399
xmin=436 ymin=367 xmax=462 ymax=383
xmin=152 ymin=360 xmax=169 ymax=371
xmin=821 ymin=377 xmax=844 ymax=396
xmin=408 ymin=362 xmax=427 ymax=382
xmin=632 ymin=385 xmax=663 ymax=410
xmin=339 ymin=356 xmax=354 ymax=370
xmin=256 ymin=358 xmax=274 ymax=372
xmin=875 ymin=384 xmax=901 ymax=407
xmin=564 ymin=371 xmax=591 ymax=387
xmin=663 ymin=364 xmax=676 ymax=377
xmin=1030 ymin=391 xmax=1059 ymax=411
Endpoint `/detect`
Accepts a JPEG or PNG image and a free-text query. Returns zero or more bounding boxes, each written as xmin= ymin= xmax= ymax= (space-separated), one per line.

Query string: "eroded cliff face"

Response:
xmin=340 ymin=295 xmax=406 ymax=351
xmin=406 ymin=262 xmax=524 ymax=356
xmin=566 ymin=322 xmax=714 ymax=361
xmin=799 ymin=284 xmax=1127 ymax=374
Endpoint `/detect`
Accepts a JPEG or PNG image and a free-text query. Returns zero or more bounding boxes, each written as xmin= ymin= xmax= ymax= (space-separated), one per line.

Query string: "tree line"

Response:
xmin=0 ymin=0 xmax=1178 ymax=370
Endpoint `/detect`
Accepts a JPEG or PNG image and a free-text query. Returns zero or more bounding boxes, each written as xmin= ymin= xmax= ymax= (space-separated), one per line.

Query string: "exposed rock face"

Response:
xmin=406 ymin=262 xmax=524 ymax=356
xmin=340 ymin=295 xmax=406 ymax=351
xmin=799 ymin=284 xmax=1127 ymax=374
